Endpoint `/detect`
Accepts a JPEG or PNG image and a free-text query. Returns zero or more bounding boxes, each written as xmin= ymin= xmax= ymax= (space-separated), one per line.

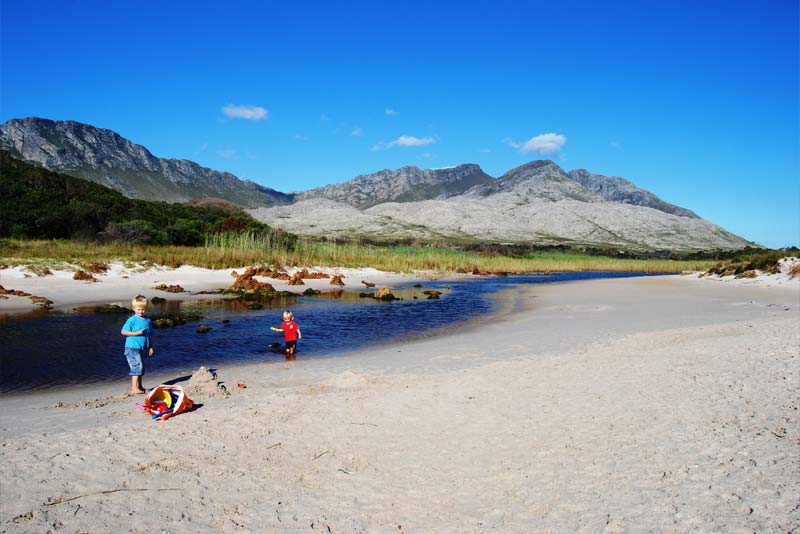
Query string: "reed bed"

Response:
xmin=0 ymin=237 xmax=717 ymax=274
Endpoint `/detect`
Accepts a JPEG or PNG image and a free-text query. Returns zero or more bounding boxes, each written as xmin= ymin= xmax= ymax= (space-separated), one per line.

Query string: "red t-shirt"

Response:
xmin=283 ymin=320 xmax=299 ymax=341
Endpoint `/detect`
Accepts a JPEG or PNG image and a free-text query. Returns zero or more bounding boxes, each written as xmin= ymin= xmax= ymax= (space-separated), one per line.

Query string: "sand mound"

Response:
xmin=186 ymin=366 xmax=230 ymax=398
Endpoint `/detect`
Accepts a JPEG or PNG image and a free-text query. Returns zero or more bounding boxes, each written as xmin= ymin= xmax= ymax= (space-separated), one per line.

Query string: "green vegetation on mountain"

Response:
xmin=0 ymin=150 xmax=291 ymax=247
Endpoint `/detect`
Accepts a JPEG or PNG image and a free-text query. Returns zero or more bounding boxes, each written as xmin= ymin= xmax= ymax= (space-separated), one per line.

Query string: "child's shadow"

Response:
xmin=162 ymin=374 xmax=191 ymax=386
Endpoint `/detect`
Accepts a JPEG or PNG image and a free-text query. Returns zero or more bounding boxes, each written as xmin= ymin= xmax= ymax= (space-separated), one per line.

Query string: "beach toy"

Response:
xmin=135 ymin=403 xmax=148 ymax=411
xmin=237 ymin=382 xmax=246 ymax=389
xmin=270 ymin=326 xmax=280 ymax=332
xmin=142 ymin=385 xmax=194 ymax=421
xmin=154 ymin=388 xmax=173 ymax=408
xmin=152 ymin=408 xmax=174 ymax=420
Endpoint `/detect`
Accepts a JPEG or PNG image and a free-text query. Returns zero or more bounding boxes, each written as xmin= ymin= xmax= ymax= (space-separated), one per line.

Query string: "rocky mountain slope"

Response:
xmin=295 ymin=164 xmax=493 ymax=208
xmin=567 ymin=168 xmax=698 ymax=219
xmin=0 ymin=118 xmax=291 ymax=208
xmin=250 ymin=195 xmax=750 ymax=251
xmin=461 ymin=160 xmax=698 ymax=219
xmin=251 ymin=160 xmax=752 ymax=250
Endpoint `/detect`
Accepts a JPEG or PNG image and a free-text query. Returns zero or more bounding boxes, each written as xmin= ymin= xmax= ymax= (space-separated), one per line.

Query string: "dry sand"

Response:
xmin=0 ymin=276 xmax=798 ymax=533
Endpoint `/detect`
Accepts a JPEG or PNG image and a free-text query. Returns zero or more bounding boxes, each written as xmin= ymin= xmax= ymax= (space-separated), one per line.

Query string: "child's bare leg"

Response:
xmin=131 ymin=376 xmax=145 ymax=394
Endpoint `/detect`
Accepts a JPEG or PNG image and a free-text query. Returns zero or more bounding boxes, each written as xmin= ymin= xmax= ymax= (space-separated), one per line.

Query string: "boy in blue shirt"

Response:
xmin=120 ymin=295 xmax=154 ymax=395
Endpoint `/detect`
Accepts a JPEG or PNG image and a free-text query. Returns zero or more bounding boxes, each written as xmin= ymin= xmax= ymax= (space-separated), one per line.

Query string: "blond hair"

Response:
xmin=283 ymin=310 xmax=294 ymax=321
xmin=131 ymin=295 xmax=148 ymax=309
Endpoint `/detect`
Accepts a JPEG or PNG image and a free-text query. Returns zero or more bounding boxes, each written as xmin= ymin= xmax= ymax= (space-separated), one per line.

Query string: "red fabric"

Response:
xmin=283 ymin=320 xmax=299 ymax=341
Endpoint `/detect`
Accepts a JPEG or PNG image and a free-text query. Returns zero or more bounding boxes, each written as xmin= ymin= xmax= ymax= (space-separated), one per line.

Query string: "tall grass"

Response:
xmin=0 ymin=236 xmax=718 ymax=273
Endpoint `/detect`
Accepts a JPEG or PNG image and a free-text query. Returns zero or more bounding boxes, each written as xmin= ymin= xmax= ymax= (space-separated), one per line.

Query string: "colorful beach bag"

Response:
xmin=143 ymin=384 xmax=194 ymax=421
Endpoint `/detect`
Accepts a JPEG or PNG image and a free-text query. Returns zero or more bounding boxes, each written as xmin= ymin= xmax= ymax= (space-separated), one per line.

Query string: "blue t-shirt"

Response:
xmin=122 ymin=315 xmax=152 ymax=350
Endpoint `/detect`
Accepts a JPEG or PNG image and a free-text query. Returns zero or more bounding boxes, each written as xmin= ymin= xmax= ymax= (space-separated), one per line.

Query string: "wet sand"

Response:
xmin=1 ymin=276 xmax=798 ymax=532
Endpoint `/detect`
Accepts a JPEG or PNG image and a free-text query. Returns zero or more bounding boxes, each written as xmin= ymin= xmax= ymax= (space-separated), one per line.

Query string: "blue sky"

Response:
xmin=2 ymin=0 xmax=797 ymax=248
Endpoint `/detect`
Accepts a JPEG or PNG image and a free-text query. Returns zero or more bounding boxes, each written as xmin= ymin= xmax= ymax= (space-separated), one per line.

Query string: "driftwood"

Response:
xmin=45 ymin=487 xmax=181 ymax=506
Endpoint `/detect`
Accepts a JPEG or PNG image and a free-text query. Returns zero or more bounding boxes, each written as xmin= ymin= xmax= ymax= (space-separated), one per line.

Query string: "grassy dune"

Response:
xmin=0 ymin=237 xmax=717 ymax=274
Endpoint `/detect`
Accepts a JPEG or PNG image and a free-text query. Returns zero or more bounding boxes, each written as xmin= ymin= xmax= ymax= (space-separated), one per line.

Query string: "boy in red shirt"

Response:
xmin=271 ymin=310 xmax=302 ymax=360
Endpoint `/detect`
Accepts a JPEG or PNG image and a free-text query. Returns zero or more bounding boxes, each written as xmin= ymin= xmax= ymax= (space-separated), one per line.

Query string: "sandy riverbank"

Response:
xmin=0 ymin=263 xmax=438 ymax=314
xmin=1 ymin=276 xmax=798 ymax=532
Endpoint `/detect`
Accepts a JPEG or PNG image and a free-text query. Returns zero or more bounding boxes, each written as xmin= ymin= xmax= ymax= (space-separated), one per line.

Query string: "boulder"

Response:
xmin=374 ymin=288 xmax=396 ymax=300
xmin=152 ymin=283 xmax=185 ymax=293
xmin=287 ymin=272 xmax=305 ymax=285
xmin=73 ymin=270 xmax=99 ymax=282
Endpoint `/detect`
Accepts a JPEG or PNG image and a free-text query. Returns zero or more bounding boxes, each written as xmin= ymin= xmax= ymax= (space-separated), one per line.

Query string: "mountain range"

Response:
xmin=0 ymin=117 xmax=753 ymax=250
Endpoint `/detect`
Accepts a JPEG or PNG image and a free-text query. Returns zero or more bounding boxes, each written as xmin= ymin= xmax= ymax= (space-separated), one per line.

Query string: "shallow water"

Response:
xmin=0 ymin=272 xmax=653 ymax=393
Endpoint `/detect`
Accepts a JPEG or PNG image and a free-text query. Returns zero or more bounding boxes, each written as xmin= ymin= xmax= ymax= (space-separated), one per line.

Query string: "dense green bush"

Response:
xmin=0 ymin=150 xmax=282 ymax=246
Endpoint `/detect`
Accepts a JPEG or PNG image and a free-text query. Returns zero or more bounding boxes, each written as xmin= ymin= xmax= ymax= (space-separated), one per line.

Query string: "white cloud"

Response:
xmin=507 ymin=133 xmax=566 ymax=155
xmin=610 ymin=141 xmax=624 ymax=151
xmin=320 ymin=114 xmax=331 ymax=122
xmin=372 ymin=135 xmax=436 ymax=151
xmin=385 ymin=108 xmax=399 ymax=116
xmin=479 ymin=148 xmax=492 ymax=153
xmin=221 ymin=104 xmax=268 ymax=120
xmin=293 ymin=133 xmax=309 ymax=141
xmin=395 ymin=135 xmax=435 ymax=147
xmin=217 ymin=149 xmax=238 ymax=160
xmin=350 ymin=127 xmax=364 ymax=137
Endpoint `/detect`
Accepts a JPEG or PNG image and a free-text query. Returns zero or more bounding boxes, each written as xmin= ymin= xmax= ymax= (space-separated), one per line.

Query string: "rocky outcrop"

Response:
xmin=0 ymin=118 xmax=292 ymax=208
xmin=228 ymin=267 xmax=276 ymax=292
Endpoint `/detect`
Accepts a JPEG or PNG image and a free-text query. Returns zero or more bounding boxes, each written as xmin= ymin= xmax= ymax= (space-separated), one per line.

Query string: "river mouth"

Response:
xmin=0 ymin=272 xmax=655 ymax=394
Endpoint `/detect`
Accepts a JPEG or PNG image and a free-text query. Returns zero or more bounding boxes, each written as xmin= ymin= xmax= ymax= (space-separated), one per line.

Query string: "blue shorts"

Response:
xmin=125 ymin=348 xmax=145 ymax=376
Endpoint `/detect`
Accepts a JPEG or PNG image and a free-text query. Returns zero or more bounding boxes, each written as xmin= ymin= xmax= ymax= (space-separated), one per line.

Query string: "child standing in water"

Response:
xmin=271 ymin=310 xmax=302 ymax=360
xmin=120 ymin=295 xmax=154 ymax=394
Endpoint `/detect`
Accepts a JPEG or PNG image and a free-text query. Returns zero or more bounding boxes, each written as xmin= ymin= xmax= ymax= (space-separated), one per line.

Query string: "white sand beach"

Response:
xmin=1 ymin=275 xmax=798 ymax=533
